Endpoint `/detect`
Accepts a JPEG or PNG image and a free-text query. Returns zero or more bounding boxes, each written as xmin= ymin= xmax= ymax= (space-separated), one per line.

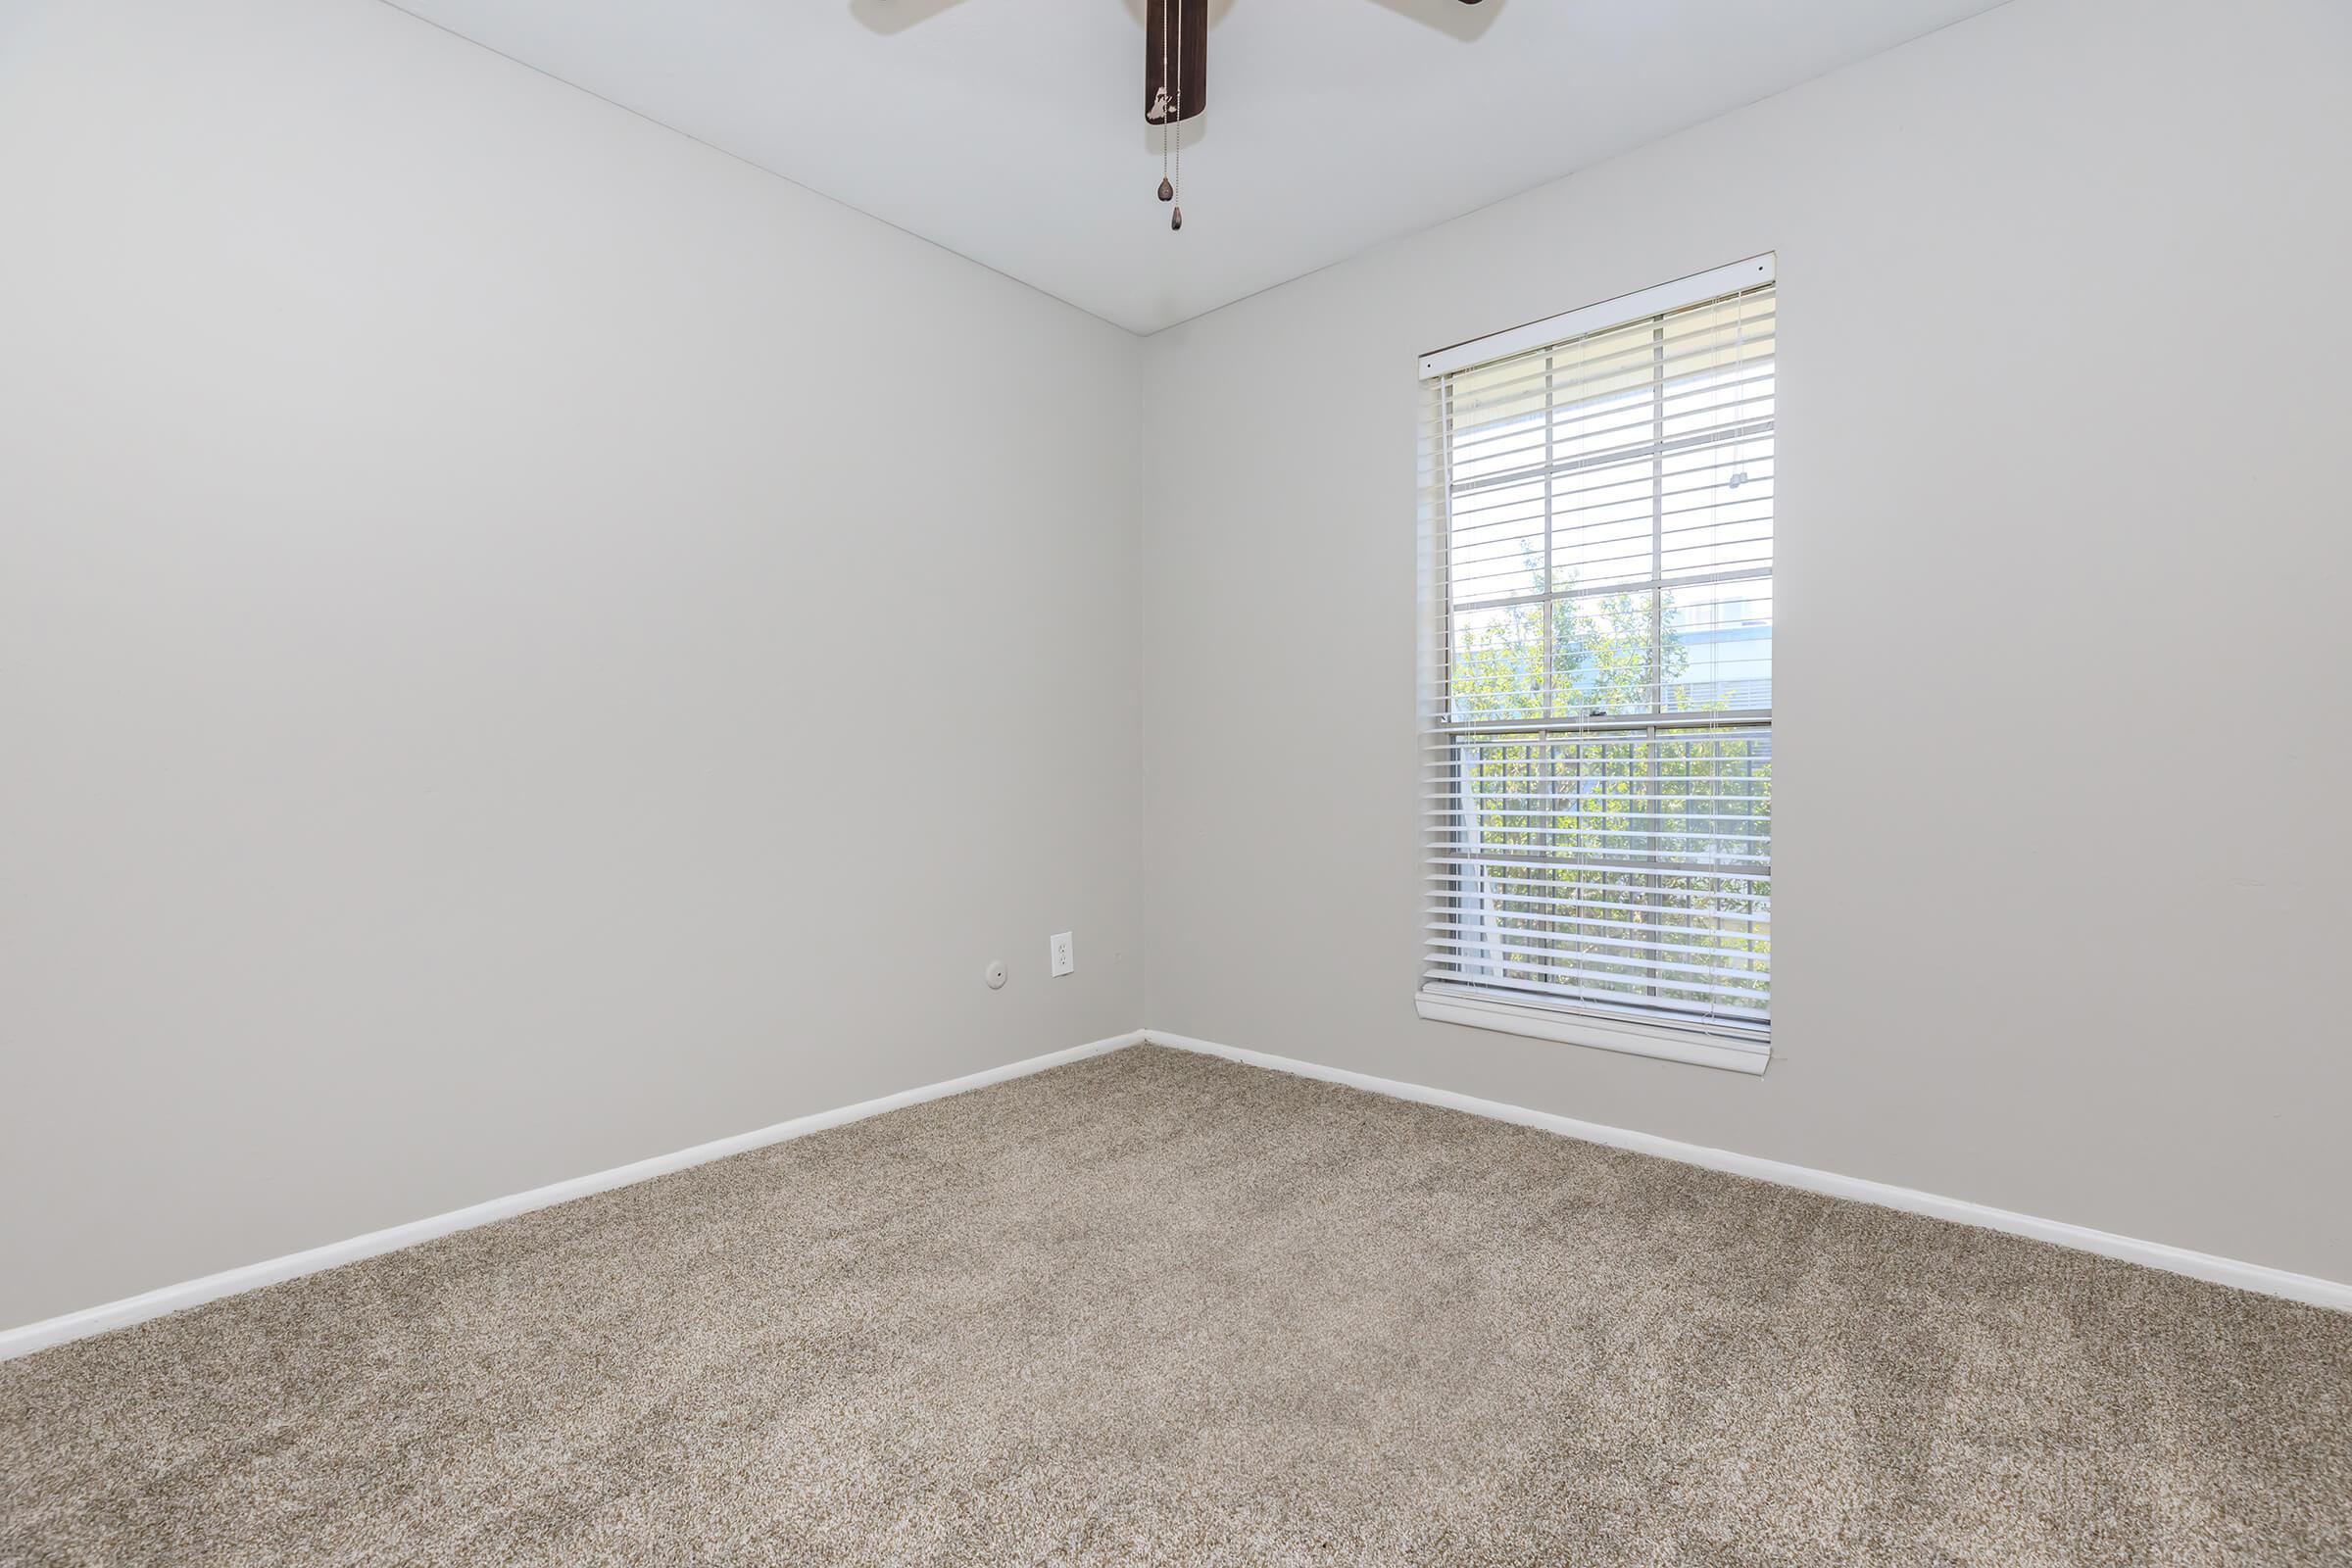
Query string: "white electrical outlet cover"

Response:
xmin=1050 ymin=933 xmax=1075 ymax=977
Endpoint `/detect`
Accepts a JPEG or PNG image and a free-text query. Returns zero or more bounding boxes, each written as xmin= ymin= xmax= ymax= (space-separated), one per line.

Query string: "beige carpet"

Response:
xmin=3 ymin=1046 xmax=2347 ymax=1566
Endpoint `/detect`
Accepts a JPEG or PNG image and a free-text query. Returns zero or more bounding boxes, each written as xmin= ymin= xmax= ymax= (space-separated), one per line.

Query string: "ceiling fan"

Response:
xmin=858 ymin=0 xmax=1495 ymax=230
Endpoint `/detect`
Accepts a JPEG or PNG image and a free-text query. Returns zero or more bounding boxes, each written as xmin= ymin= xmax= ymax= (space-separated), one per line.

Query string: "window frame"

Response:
xmin=1416 ymin=256 xmax=1777 ymax=1075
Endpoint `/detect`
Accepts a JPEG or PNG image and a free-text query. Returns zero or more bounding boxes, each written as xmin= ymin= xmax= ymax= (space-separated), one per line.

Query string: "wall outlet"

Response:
xmin=1049 ymin=932 xmax=1075 ymax=977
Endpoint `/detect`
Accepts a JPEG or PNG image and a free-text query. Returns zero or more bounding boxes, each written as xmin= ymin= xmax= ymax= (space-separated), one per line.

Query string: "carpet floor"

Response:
xmin=2 ymin=1045 xmax=2347 ymax=1566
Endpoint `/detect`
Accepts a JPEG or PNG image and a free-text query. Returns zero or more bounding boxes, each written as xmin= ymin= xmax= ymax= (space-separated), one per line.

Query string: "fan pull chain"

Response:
xmin=1169 ymin=0 xmax=1184 ymax=231
xmin=1154 ymin=0 xmax=1174 ymax=203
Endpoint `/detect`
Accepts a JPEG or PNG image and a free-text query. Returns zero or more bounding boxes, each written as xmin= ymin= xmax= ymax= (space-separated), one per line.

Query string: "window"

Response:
xmin=1416 ymin=258 xmax=1775 ymax=1073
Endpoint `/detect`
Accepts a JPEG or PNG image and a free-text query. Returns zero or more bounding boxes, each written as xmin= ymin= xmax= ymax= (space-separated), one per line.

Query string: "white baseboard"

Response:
xmin=0 ymin=1030 xmax=1147 ymax=1361
xmin=1143 ymin=1029 xmax=2352 ymax=1314
xmin=13 ymin=1023 xmax=2339 ymax=1361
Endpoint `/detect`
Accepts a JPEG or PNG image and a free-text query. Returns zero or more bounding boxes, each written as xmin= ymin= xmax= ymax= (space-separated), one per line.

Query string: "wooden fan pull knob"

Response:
xmin=1158 ymin=177 xmax=1174 ymax=202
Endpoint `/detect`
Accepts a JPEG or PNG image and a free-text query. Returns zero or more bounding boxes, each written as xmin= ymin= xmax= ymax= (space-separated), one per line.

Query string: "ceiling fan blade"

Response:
xmin=1359 ymin=0 xmax=1500 ymax=41
xmin=848 ymin=0 xmax=968 ymax=36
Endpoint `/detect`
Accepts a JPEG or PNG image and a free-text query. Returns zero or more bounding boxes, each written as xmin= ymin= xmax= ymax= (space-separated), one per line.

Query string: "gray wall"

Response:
xmin=1141 ymin=0 xmax=2352 ymax=1284
xmin=0 ymin=0 xmax=1144 ymax=1329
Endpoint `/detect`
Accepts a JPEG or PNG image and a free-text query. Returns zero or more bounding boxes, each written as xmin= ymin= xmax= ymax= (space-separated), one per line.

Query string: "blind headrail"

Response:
xmin=1418 ymin=254 xmax=1776 ymax=380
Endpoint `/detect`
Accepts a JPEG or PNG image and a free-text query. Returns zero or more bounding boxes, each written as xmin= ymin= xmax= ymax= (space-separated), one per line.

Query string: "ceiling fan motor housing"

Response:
xmin=1144 ymin=0 xmax=1488 ymax=126
xmin=1145 ymin=0 xmax=1207 ymax=124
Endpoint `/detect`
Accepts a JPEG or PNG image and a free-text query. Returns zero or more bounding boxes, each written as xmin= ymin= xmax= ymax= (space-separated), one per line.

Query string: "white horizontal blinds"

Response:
xmin=1423 ymin=280 xmax=1774 ymax=1040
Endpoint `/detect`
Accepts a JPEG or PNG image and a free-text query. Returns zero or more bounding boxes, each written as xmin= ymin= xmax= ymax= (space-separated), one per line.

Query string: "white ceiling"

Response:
xmin=386 ymin=0 xmax=2007 ymax=334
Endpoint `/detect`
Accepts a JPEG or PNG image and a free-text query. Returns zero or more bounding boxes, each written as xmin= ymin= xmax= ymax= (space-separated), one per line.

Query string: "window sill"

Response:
xmin=1415 ymin=990 xmax=1771 ymax=1076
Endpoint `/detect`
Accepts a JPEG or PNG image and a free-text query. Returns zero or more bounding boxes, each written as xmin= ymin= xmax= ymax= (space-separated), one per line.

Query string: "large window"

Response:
xmin=1417 ymin=259 xmax=1775 ymax=1072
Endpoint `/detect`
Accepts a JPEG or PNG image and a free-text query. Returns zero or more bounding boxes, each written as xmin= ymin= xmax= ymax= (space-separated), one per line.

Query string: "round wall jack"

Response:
xmin=983 ymin=960 xmax=1006 ymax=991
